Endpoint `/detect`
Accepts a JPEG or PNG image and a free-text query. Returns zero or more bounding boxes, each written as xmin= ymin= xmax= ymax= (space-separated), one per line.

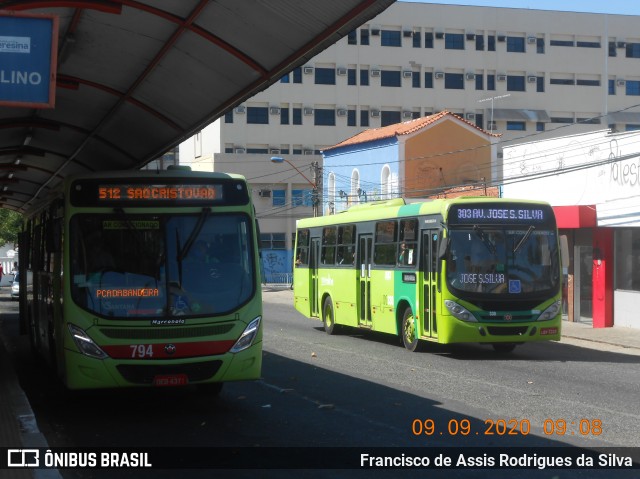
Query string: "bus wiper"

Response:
xmin=513 ymin=225 xmax=535 ymax=254
xmin=177 ymin=207 xmax=210 ymax=262
xmin=473 ymin=225 xmax=495 ymax=254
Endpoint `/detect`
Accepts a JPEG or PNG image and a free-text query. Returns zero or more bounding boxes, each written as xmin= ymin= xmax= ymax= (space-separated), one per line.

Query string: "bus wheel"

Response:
xmin=493 ymin=343 xmax=516 ymax=353
xmin=401 ymin=307 xmax=421 ymax=352
xmin=322 ymin=296 xmax=338 ymax=335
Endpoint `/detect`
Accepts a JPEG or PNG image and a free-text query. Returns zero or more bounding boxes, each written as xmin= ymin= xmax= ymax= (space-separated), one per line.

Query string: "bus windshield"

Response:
xmin=69 ymin=212 xmax=255 ymax=318
xmin=446 ymin=226 xmax=560 ymax=295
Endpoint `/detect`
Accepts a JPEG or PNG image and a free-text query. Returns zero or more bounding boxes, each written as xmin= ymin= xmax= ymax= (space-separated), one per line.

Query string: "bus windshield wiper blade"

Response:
xmin=513 ymin=225 xmax=535 ymax=254
xmin=473 ymin=225 xmax=495 ymax=254
xmin=177 ymin=207 xmax=210 ymax=262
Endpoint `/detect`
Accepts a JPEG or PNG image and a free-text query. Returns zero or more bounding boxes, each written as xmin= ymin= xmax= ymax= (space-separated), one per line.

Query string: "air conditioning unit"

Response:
xmin=402 ymin=70 xmax=413 ymax=78
xmin=527 ymin=75 xmax=537 ymax=83
xmin=402 ymin=111 xmax=413 ymax=119
xmin=465 ymin=72 xmax=475 ymax=80
xmin=258 ymin=189 xmax=271 ymax=198
xmin=403 ymin=29 xmax=413 ymax=38
xmin=303 ymin=107 xmax=314 ymax=115
xmin=337 ymin=67 xmax=347 ymax=76
xmin=337 ymin=108 xmax=347 ymax=117
xmin=466 ymin=33 xmax=475 ymax=40
xmin=303 ymin=149 xmax=314 ymax=155
xmin=434 ymin=71 xmax=444 ymax=79
xmin=370 ymin=69 xmax=381 ymax=77
xmin=270 ymin=148 xmax=280 ymax=154
xmin=303 ymin=66 xmax=314 ymax=74
xmin=234 ymin=148 xmax=246 ymax=154
xmin=497 ymin=34 xmax=506 ymax=42
xmin=234 ymin=105 xmax=246 ymax=114
xmin=370 ymin=27 xmax=380 ymax=36
xmin=527 ymin=36 xmax=537 ymax=44
xmin=617 ymin=41 xmax=626 ymax=48
xmin=435 ymin=32 xmax=444 ymax=39
xmin=465 ymin=112 xmax=476 ymax=120
xmin=617 ymin=78 xmax=626 ymax=86
xmin=269 ymin=106 xmax=280 ymax=115
xmin=371 ymin=109 xmax=380 ymax=118
xmin=497 ymin=74 xmax=507 ymax=81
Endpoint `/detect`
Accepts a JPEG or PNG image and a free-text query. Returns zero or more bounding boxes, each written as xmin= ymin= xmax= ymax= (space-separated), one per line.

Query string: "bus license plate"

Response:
xmin=153 ymin=374 xmax=188 ymax=387
xmin=540 ymin=327 xmax=558 ymax=336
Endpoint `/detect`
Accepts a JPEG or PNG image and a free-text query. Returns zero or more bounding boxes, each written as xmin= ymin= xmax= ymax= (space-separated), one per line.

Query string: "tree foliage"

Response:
xmin=0 ymin=209 xmax=23 ymax=248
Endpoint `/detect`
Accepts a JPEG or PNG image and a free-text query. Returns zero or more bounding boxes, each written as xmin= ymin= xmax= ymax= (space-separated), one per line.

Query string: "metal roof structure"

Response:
xmin=0 ymin=0 xmax=395 ymax=213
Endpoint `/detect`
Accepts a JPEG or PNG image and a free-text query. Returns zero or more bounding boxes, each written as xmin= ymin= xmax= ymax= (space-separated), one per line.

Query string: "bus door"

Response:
xmin=310 ymin=237 xmax=321 ymax=317
xmin=421 ymin=230 xmax=439 ymax=339
xmin=357 ymin=234 xmax=373 ymax=327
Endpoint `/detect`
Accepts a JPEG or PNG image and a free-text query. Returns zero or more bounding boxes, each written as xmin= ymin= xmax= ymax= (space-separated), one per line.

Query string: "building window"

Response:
xmin=280 ymin=73 xmax=290 ymax=83
xmin=487 ymin=74 xmax=495 ymax=91
xmin=507 ymin=75 xmax=525 ymax=91
xmin=347 ymin=109 xmax=356 ymax=127
xmin=360 ymin=69 xmax=369 ymax=86
xmin=475 ymin=113 xmax=484 ymax=129
xmin=445 ymin=73 xmax=464 ymax=89
xmin=293 ymin=108 xmax=302 ymax=125
xmin=550 ymin=40 xmax=574 ymax=47
xmin=475 ymin=74 xmax=484 ymax=90
xmin=292 ymin=189 xmax=313 ymax=207
xmin=550 ymin=78 xmax=575 ymax=85
xmin=609 ymin=41 xmax=617 ymax=57
xmin=550 ymin=117 xmax=573 ymax=123
xmin=609 ymin=79 xmax=616 ymax=95
xmin=381 ymin=70 xmax=401 ymax=87
xmin=412 ymin=31 xmax=421 ymax=48
xmin=224 ymin=111 xmax=233 ymax=123
xmin=314 ymin=109 xmax=336 ymax=126
xmin=247 ymin=148 xmax=268 ymax=154
xmin=347 ymin=30 xmax=357 ymax=45
xmin=292 ymin=67 xmax=302 ymax=83
xmin=315 ymin=68 xmax=336 ymax=85
xmin=348 ymin=68 xmax=356 ymax=85
xmin=536 ymin=38 xmax=545 ymax=54
xmin=577 ymin=41 xmax=601 ymax=48
xmin=247 ymin=107 xmax=269 ymax=124
xmin=615 ymin=229 xmax=640 ymax=291
xmin=626 ymin=43 xmax=640 ymax=58
xmin=536 ymin=122 xmax=545 ymax=132
xmin=445 ymin=33 xmax=464 ymax=50
xmin=506 ymin=37 xmax=525 ymax=52
xmin=537 ymin=76 xmax=545 ymax=92
xmin=424 ymin=72 xmax=433 ymax=88
xmin=360 ymin=29 xmax=369 ymax=46
xmin=488 ymin=35 xmax=496 ymax=51
xmin=381 ymin=111 xmax=401 ymax=126
xmin=381 ymin=30 xmax=401 ymax=47
xmin=424 ymin=32 xmax=434 ymax=48
xmin=280 ymin=107 xmax=289 ymax=125
xmin=506 ymin=121 xmax=526 ymax=131
xmin=626 ymin=81 xmax=640 ymax=96
xmin=475 ymin=34 xmax=484 ymax=51
xmin=272 ymin=190 xmax=286 ymax=207
xmin=261 ymin=233 xmax=286 ymax=250
xmin=576 ymin=79 xmax=601 ymax=86
xmin=360 ymin=110 xmax=369 ymax=127
xmin=625 ymin=124 xmax=640 ymax=131
xmin=412 ymin=71 xmax=421 ymax=88
xmin=577 ymin=117 xmax=600 ymax=125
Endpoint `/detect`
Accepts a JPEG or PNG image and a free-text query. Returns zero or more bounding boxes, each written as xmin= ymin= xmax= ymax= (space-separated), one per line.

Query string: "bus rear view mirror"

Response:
xmin=438 ymin=236 xmax=449 ymax=259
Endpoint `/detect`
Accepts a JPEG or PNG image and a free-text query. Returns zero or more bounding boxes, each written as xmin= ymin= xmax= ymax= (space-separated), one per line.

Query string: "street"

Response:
xmin=1 ymin=288 xmax=639 ymax=479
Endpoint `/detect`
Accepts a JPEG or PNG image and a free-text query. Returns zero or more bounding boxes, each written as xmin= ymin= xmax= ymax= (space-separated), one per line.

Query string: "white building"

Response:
xmin=179 ymin=2 xmax=640 ymax=277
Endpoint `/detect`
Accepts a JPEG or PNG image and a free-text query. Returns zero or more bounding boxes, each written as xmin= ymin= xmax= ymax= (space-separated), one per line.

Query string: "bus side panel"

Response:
xmin=370 ymin=269 xmax=397 ymax=334
xmin=331 ymin=268 xmax=358 ymax=328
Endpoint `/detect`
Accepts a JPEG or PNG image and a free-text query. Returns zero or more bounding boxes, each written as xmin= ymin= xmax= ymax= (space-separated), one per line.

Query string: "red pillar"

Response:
xmin=592 ymin=228 xmax=613 ymax=328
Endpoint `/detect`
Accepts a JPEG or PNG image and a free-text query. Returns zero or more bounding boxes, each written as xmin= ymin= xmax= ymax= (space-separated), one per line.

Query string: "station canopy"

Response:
xmin=0 ymin=0 xmax=394 ymax=213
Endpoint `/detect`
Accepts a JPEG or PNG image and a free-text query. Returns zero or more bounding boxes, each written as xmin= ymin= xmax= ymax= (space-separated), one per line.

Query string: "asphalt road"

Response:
xmin=1 ymin=288 xmax=639 ymax=479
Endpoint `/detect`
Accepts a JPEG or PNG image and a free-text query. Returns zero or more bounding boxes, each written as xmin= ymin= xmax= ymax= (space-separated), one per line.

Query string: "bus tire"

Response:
xmin=493 ymin=343 xmax=516 ymax=353
xmin=322 ymin=296 xmax=338 ymax=335
xmin=401 ymin=307 xmax=421 ymax=352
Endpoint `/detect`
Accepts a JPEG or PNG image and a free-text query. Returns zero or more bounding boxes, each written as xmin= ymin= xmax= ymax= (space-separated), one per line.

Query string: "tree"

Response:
xmin=0 ymin=209 xmax=23 ymax=248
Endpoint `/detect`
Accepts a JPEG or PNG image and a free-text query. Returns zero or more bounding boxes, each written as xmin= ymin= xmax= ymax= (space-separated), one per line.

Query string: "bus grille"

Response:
xmin=479 ymin=314 xmax=535 ymax=321
xmin=116 ymin=361 xmax=222 ymax=385
xmin=100 ymin=324 xmax=234 ymax=340
xmin=486 ymin=326 xmax=529 ymax=336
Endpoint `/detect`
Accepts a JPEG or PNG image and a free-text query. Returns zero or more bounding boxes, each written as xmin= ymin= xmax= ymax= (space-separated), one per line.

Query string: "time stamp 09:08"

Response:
xmin=411 ymin=418 xmax=603 ymax=437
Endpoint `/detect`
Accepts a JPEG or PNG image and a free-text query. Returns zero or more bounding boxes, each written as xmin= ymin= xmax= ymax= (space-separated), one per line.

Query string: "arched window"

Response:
xmin=381 ymin=165 xmax=391 ymax=199
xmin=350 ymin=169 xmax=360 ymax=205
xmin=328 ymin=172 xmax=336 ymax=213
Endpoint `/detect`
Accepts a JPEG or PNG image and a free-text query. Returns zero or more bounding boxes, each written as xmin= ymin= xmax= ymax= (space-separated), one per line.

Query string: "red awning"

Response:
xmin=553 ymin=205 xmax=597 ymax=228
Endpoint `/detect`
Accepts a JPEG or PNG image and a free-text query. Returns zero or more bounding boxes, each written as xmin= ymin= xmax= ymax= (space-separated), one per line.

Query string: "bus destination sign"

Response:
xmin=449 ymin=204 xmax=552 ymax=225
xmin=97 ymin=184 xmax=223 ymax=202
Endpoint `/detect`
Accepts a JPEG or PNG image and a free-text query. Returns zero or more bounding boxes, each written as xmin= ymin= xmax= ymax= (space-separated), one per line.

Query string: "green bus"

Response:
xmin=19 ymin=168 xmax=262 ymax=390
xmin=293 ymin=197 xmax=563 ymax=353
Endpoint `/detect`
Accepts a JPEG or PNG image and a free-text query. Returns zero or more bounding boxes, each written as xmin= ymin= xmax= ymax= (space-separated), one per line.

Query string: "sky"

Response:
xmin=402 ymin=0 xmax=640 ymax=16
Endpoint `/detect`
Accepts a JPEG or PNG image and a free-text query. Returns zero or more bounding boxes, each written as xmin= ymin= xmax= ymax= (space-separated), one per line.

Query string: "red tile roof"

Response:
xmin=322 ymin=110 xmax=500 ymax=152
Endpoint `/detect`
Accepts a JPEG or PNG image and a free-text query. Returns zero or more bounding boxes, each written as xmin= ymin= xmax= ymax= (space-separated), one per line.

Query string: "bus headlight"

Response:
xmin=68 ymin=324 xmax=108 ymax=359
xmin=230 ymin=316 xmax=261 ymax=353
xmin=537 ymin=300 xmax=562 ymax=321
xmin=444 ymin=300 xmax=477 ymax=322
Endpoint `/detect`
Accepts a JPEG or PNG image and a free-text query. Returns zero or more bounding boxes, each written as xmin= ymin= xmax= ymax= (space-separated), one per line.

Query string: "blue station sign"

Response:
xmin=0 ymin=11 xmax=58 ymax=108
